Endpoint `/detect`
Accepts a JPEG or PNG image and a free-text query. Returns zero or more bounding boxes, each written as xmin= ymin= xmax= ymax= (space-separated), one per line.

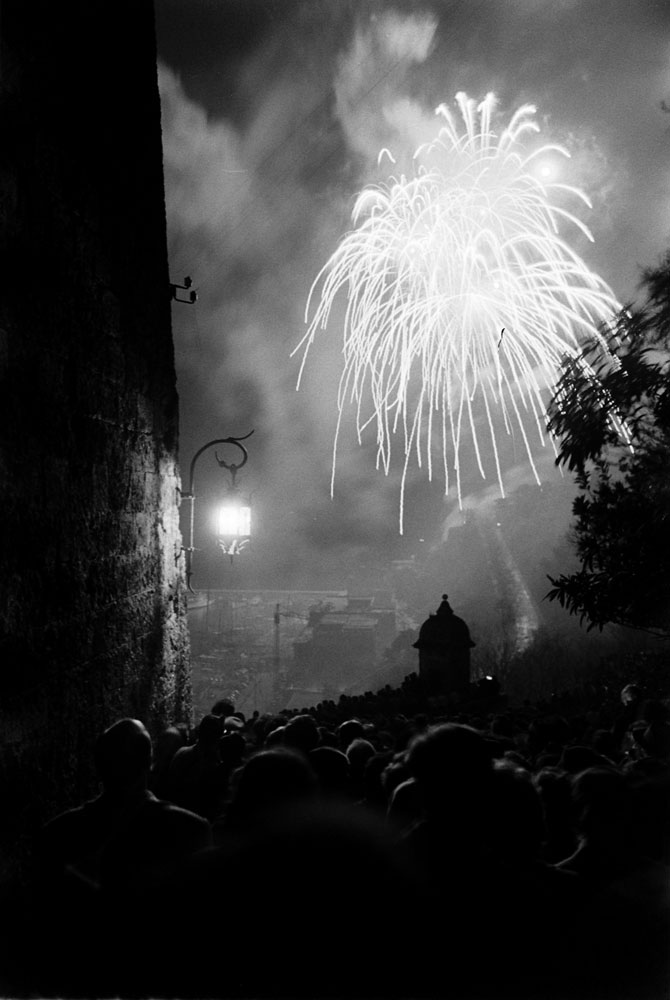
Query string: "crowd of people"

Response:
xmin=2 ymin=662 xmax=669 ymax=1000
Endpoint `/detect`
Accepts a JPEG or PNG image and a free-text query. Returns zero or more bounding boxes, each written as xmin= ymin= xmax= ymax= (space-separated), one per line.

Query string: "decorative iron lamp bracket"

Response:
xmin=180 ymin=430 xmax=254 ymax=592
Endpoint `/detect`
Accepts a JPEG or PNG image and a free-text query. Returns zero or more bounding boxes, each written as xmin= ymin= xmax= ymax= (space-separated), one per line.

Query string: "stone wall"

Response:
xmin=0 ymin=0 xmax=191 ymax=881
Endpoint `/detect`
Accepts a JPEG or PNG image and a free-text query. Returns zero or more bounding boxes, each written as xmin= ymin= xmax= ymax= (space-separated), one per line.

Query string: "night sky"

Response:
xmin=154 ymin=0 xmax=670 ymax=596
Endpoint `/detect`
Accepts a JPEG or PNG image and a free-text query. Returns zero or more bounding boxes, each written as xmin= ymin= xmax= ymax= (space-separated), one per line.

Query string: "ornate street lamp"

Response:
xmin=181 ymin=430 xmax=254 ymax=591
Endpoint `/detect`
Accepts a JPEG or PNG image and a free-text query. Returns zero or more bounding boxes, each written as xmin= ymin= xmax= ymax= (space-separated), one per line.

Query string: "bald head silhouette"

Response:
xmin=94 ymin=718 xmax=152 ymax=792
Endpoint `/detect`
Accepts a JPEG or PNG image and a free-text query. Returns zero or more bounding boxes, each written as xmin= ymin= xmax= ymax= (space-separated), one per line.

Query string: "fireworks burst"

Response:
xmin=293 ymin=92 xmax=621 ymax=531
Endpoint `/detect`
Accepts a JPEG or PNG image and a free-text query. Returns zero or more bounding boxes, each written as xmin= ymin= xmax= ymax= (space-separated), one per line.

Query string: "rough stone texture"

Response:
xmin=0 ymin=0 xmax=191 ymax=881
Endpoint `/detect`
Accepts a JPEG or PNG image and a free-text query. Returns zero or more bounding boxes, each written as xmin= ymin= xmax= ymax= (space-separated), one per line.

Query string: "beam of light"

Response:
xmin=293 ymin=92 xmax=623 ymax=532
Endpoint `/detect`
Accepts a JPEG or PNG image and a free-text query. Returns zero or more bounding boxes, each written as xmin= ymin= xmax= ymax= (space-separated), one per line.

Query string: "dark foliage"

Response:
xmin=546 ymin=252 xmax=670 ymax=636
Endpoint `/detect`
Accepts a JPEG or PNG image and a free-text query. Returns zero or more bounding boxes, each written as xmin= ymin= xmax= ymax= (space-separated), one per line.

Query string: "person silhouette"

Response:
xmin=412 ymin=594 xmax=475 ymax=697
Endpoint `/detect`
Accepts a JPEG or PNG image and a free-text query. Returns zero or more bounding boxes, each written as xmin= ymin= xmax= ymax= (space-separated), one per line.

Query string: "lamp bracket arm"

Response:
xmin=187 ymin=430 xmax=254 ymax=495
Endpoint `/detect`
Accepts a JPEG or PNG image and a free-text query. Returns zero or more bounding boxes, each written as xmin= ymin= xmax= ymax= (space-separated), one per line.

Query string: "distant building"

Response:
xmin=293 ymin=592 xmax=396 ymax=691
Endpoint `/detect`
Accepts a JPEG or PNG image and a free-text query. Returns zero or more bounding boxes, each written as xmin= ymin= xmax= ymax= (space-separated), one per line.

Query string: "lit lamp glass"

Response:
xmin=215 ymin=501 xmax=251 ymax=543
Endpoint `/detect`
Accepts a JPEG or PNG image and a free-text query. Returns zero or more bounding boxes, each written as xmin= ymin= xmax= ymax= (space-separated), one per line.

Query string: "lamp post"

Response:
xmin=181 ymin=430 xmax=254 ymax=592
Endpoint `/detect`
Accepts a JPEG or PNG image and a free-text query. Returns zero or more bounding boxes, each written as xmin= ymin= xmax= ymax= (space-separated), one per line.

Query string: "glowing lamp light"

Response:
xmin=215 ymin=501 xmax=251 ymax=539
xmin=181 ymin=431 xmax=254 ymax=591
xmin=215 ymin=498 xmax=252 ymax=560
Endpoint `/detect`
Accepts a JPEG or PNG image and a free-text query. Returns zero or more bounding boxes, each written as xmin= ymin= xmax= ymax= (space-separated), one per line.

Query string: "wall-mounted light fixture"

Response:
xmin=170 ymin=275 xmax=197 ymax=304
xmin=181 ymin=430 xmax=254 ymax=592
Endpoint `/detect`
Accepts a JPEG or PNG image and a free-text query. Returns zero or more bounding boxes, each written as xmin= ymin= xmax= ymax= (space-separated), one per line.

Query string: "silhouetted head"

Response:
xmin=337 ymin=718 xmax=365 ymax=749
xmin=265 ymin=725 xmax=286 ymax=746
xmin=309 ymin=746 xmax=350 ymax=797
xmin=283 ymin=714 xmax=320 ymax=754
xmin=408 ymin=723 xmax=491 ymax=784
xmin=211 ymin=699 xmax=235 ymax=718
xmin=227 ymin=747 xmax=317 ymax=828
xmin=94 ymin=718 xmax=152 ymax=793
xmin=407 ymin=723 xmax=493 ymax=821
xmin=152 ymin=727 xmax=184 ymax=769
xmin=203 ymin=800 xmax=423 ymax=995
xmin=197 ymin=714 xmax=224 ymax=747
xmin=346 ymin=738 xmax=376 ymax=773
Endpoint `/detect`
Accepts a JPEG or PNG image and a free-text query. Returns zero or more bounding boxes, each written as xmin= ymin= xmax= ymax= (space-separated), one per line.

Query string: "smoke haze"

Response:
xmin=156 ymin=0 xmax=670 ymax=603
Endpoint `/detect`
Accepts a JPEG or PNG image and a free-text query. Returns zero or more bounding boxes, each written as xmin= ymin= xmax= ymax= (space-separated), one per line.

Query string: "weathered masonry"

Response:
xmin=0 ymin=0 xmax=191 ymax=881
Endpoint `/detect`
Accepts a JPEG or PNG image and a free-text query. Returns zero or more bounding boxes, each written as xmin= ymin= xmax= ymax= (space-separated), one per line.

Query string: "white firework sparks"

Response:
xmin=293 ymin=92 xmax=621 ymax=531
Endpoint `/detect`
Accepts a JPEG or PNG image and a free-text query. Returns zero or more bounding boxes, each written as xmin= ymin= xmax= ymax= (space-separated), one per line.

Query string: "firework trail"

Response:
xmin=293 ymin=92 xmax=621 ymax=531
